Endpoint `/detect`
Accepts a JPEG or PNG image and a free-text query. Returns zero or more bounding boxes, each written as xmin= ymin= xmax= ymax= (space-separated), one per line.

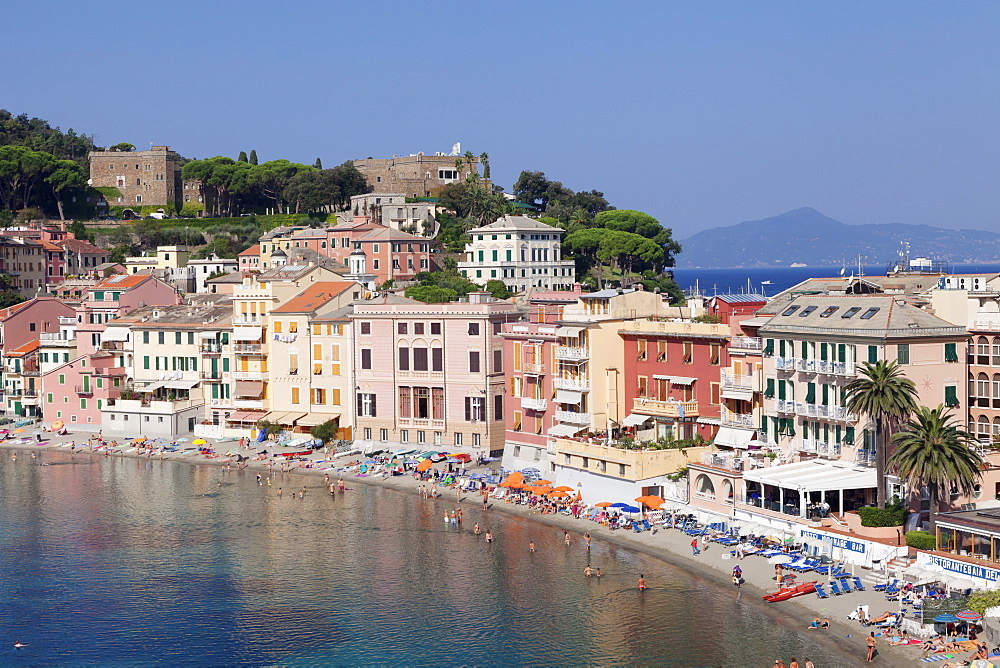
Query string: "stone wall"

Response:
xmin=89 ymin=146 xmax=180 ymax=210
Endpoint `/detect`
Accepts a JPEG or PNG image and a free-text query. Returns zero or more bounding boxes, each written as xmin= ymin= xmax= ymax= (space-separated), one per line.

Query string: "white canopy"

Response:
xmin=743 ymin=459 xmax=878 ymax=492
xmin=721 ymin=387 xmax=754 ymax=401
xmin=547 ymin=424 xmax=584 ymax=437
xmin=233 ymin=326 xmax=262 ymax=341
xmin=556 ymin=326 xmax=584 ymax=338
xmin=162 ymin=379 xmax=199 ymax=390
xmin=101 ymin=328 xmax=129 ymax=342
xmin=713 ymin=426 xmax=755 ymax=449
xmin=670 ymin=377 xmax=696 ymax=385
xmin=555 ymin=389 xmax=582 ymax=405
xmin=198 ymin=331 xmax=217 ymax=340
xmin=622 ymin=413 xmax=652 ymax=427
xmin=653 ymin=374 xmax=670 ymax=381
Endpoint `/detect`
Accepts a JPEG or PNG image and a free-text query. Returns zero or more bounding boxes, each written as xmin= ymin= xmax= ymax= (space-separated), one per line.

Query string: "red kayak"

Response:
xmin=762 ymin=581 xmax=817 ymax=602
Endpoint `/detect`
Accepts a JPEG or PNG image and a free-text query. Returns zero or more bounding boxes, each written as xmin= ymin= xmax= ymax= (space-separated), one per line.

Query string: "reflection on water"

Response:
xmin=0 ymin=453 xmax=855 ymax=666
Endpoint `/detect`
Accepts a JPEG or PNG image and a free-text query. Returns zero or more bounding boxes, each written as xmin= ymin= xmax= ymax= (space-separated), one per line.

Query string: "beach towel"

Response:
xmin=920 ymin=655 xmax=954 ymax=663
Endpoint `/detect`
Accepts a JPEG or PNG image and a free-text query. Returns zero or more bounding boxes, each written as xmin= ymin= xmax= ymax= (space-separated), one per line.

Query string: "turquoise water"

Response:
xmin=0 ymin=452 xmax=855 ymax=666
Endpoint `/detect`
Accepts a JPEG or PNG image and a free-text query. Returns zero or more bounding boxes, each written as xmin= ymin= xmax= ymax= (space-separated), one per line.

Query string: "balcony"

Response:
xmin=233 ymin=399 xmax=264 ymax=409
xmin=59 ymin=317 xmax=77 ymax=325
xmin=233 ymin=371 xmax=268 ymax=380
xmin=232 ymin=315 xmax=264 ymax=325
xmin=555 ymin=409 xmax=591 ymax=425
xmin=720 ymin=408 xmax=753 ymax=428
xmin=21 ymin=368 xmax=40 ymax=377
xmin=800 ymin=439 xmax=841 ymax=459
xmin=731 ymin=336 xmax=763 ymax=350
xmin=775 ymin=357 xmax=796 ymax=371
xmin=522 ymin=362 xmax=545 ymax=375
xmin=200 ymin=370 xmax=225 ymax=380
xmin=856 ymin=449 xmax=876 ymax=466
xmin=22 ymin=389 xmax=38 ymax=398
xmin=554 ymin=346 xmax=589 ymax=361
xmin=632 ymin=398 xmax=700 ymax=419
xmin=74 ymin=385 xmax=93 ymax=395
xmin=104 ymin=397 xmax=201 ymax=413
xmin=200 ymin=344 xmax=226 ymax=354
xmin=521 ymin=397 xmax=548 ymax=411
xmin=776 ymin=399 xmax=797 ymax=414
xmin=234 ymin=343 xmax=264 ymax=354
xmin=795 ymin=358 xmax=817 ymax=373
xmin=553 ymin=376 xmax=590 ymax=391
xmin=720 ymin=372 xmax=754 ymax=390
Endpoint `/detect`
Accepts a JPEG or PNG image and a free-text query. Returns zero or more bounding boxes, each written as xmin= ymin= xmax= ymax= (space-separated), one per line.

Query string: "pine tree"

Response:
xmin=314 ymin=158 xmax=322 ymax=169
xmin=249 ymin=150 xmax=258 ymax=166
xmin=237 ymin=151 xmax=248 ymax=162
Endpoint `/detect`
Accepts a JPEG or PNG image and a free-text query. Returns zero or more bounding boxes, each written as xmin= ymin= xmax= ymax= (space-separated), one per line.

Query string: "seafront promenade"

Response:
xmin=0 ymin=432 xmax=967 ymax=666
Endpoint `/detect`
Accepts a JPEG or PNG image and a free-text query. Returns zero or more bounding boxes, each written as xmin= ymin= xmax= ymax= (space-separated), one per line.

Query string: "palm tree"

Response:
xmin=844 ymin=360 xmax=918 ymax=508
xmin=480 ymin=152 xmax=490 ymax=180
xmin=889 ymin=405 xmax=983 ymax=534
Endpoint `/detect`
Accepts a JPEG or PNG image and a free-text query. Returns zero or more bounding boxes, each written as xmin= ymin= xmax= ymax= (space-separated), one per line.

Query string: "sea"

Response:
xmin=671 ymin=264 xmax=1000 ymax=299
xmin=0 ymin=452 xmax=857 ymax=666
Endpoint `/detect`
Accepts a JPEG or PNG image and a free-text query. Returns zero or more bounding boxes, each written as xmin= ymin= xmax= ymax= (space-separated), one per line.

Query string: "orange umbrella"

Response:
xmin=499 ymin=472 xmax=524 ymax=488
xmin=595 ymin=502 xmax=614 ymax=508
xmin=553 ymin=486 xmax=575 ymax=492
xmin=51 ymin=420 xmax=64 ymax=432
xmin=549 ymin=490 xmax=570 ymax=498
xmin=416 ymin=458 xmax=433 ymax=473
xmin=533 ymin=486 xmax=553 ymax=495
xmin=535 ymin=479 xmax=553 ymax=485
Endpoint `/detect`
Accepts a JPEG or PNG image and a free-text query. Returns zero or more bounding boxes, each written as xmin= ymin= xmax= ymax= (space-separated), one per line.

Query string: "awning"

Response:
xmin=622 ymin=413 xmax=652 ymax=427
xmin=227 ymin=410 xmax=266 ymax=423
xmin=713 ymin=426 xmax=755 ymax=449
xmin=556 ymin=326 xmax=584 ymax=338
xmin=547 ymin=423 xmax=584 ymax=437
xmin=555 ymin=389 xmax=582 ymax=405
xmin=261 ymin=411 xmax=287 ymax=423
xmin=653 ymin=374 xmax=670 ymax=381
xmin=162 ymin=379 xmax=199 ymax=390
xmin=296 ymin=413 xmax=339 ymax=427
xmin=670 ymin=377 xmax=696 ymax=385
xmin=721 ymin=387 xmax=754 ymax=401
xmin=697 ymin=416 xmax=721 ymax=426
xmin=233 ymin=326 xmax=262 ymax=341
xmin=234 ymin=380 xmax=264 ymax=398
xmin=101 ymin=328 xmax=129 ymax=342
xmin=744 ymin=459 xmax=878 ymax=492
xmin=281 ymin=412 xmax=307 ymax=425
xmin=138 ymin=381 xmax=165 ymax=392
xmin=199 ymin=331 xmax=217 ymax=340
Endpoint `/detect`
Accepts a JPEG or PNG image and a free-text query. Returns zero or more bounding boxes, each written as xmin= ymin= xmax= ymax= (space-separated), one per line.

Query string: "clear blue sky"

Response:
xmin=6 ymin=1 xmax=998 ymax=239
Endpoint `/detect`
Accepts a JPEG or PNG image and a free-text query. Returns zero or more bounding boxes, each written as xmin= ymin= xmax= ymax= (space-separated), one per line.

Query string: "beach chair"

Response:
xmin=873 ymin=578 xmax=896 ymax=592
xmin=828 ymin=580 xmax=844 ymax=596
xmin=814 ymin=583 xmax=830 ymax=599
xmin=840 ymin=578 xmax=854 ymax=594
xmin=641 ymin=519 xmax=652 ymax=532
xmin=852 ymin=576 xmax=866 ymax=592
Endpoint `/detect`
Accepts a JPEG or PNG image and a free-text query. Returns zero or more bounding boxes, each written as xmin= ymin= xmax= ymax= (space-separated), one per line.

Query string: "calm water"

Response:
xmin=0 ymin=452 xmax=855 ymax=666
xmin=672 ymin=263 xmax=1000 ymax=298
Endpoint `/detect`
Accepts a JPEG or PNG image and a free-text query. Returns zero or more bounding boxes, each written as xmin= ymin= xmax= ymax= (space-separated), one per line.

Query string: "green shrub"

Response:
xmin=905 ymin=530 xmax=936 ymax=550
xmin=966 ymin=590 xmax=1000 ymax=615
xmin=858 ymin=501 xmax=908 ymax=527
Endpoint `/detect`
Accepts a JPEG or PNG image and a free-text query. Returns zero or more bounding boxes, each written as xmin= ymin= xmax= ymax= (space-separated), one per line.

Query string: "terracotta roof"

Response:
xmin=62 ymin=238 xmax=107 ymax=254
xmin=238 ymin=244 xmax=261 ymax=257
xmin=270 ymin=282 xmax=356 ymax=314
xmin=8 ymin=339 xmax=39 ymax=356
xmin=0 ymin=300 xmax=31 ymax=320
xmin=39 ymin=240 xmax=62 ymax=252
xmin=92 ymin=274 xmax=154 ymax=290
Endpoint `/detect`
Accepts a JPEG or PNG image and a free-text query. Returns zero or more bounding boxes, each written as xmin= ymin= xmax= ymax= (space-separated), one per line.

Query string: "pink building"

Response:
xmin=74 ymin=274 xmax=182 ymax=353
xmin=41 ymin=352 xmax=124 ymax=429
xmin=350 ymin=292 xmax=521 ymax=453
xmin=299 ymin=218 xmax=432 ymax=285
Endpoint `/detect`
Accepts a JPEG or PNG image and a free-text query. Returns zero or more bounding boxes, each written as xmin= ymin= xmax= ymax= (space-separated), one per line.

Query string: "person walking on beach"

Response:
xmin=732 ymin=565 xmax=742 ymax=588
xmin=691 ymin=538 xmax=700 ymax=556
xmin=456 ymin=507 xmax=463 ymax=523
xmin=473 ymin=523 xmax=481 ymax=535
xmin=483 ymin=495 xmax=489 ymax=511
xmin=584 ymin=566 xmax=593 ymax=577
xmin=278 ymin=488 xmax=283 ymax=497
xmin=338 ymin=478 xmax=345 ymax=492
xmin=701 ymin=533 xmax=709 ymax=552
xmin=595 ymin=568 xmax=602 ymax=578
xmin=866 ymin=631 xmax=877 ymax=662
xmin=256 ymin=474 xmax=262 ymax=485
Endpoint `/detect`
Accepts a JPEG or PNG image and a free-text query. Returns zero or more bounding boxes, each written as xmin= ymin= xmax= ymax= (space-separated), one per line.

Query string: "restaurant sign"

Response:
xmin=925 ymin=554 xmax=1000 ymax=583
xmin=800 ymin=529 xmax=866 ymax=554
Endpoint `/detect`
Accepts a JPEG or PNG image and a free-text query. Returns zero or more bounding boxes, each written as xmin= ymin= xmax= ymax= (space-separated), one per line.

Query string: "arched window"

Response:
xmin=978 ymin=415 xmax=990 ymax=440
xmin=722 ymin=479 xmax=734 ymax=502
xmin=993 ymin=374 xmax=1000 ymax=406
xmin=979 ymin=336 xmax=990 ymax=357
xmin=978 ymin=373 xmax=990 ymax=404
xmin=694 ymin=474 xmax=716 ymax=499
xmin=993 ymin=337 xmax=1000 ymax=364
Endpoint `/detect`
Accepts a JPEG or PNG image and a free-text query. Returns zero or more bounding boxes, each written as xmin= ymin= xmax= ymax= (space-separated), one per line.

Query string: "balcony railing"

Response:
xmin=200 ymin=344 xmax=225 ymax=354
xmin=632 ymin=398 xmax=700 ymax=419
xmin=234 ymin=343 xmax=264 ymax=354
xmin=555 ymin=409 xmax=591 ymax=424
xmin=59 ymin=316 xmax=77 ymax=325
xmin=554 ymin=346 xmax=589 ymax=361
xmin=775 ymin=356 xmax=796 ymax=371
xmin=721 ymin=372 xmax=754 ymax=390
xmin=21 ymin=368 xmax=40 ymax=377
xmin=200 ymin=370 xmax=224 ymax=380
xmin=521 ymin=397 xmax=547 ymax=411
xmin=74 ymin=385 xmax=93 ymax=395
xmin=776 ymin=399 xmax=796 ymax=413
xmin=796 ymin=358 xmax=817 ymax=373
xmin=233 ymin=371 xmax=268 ymax=380
xmin=553 ymin=376 xmax=590 ymax=391
xmin=232 ymin=315 xmax=263 ymax=325
xmin=522 ymin=362 xmax=545 ymax=375
xmin=22 ymin=389 xmax=38 ymax=398
xmin=856 ymin=449 xmax=876 ymax=466
xmin=731 ymin=336 xmax=763 ymax=350
xmin=720 ymin=408 xmax=753 ymax=427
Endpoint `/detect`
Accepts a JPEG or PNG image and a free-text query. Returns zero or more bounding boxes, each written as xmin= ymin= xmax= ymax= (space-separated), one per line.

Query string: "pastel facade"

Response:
xmin=458 ymin=216 xmax=575 ymax=292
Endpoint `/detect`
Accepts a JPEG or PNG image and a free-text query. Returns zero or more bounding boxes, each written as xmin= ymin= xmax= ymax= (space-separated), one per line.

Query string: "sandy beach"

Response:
xmin=0 ymin=430 xmax=972 ymax=667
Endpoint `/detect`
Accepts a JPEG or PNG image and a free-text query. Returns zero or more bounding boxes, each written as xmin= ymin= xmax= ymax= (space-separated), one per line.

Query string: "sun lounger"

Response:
xmin=873 ymin=578 xmax=896 ymax=592
xmin=839 ymin=578 xmax=854 ymax=594
xmin=641 ymin=519 xmax=652 ymax=532
xmin=828 ymin=580 xmax=844 ymax=596
xmin=814 ymin=583 xmax=829 ymax=598
xmin=852 ymin=576 xmax=866 ymax=592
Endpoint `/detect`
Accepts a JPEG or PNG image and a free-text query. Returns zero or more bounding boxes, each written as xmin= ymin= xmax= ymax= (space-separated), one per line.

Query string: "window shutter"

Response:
xmin=765 ymin=378 xmax=775 ymax=397
xmin=494 ymin=394 xmax=503 ymax=420
xmin=821 ymin=384 xmax=829 ymax=405
xmin=868 ymin=345 xmax=878 ymax=364
xmin=469 ymin=351 xmax=480 ymax=373
xmin=432 ymin=348 xmax=443 ymax=371
xmin=398 ymin=347 xmax=409 ymax=370
xmin=805 ymin=383 xmax=816 ymax=404
xmin=356 ymin=393 xmax=363 ymax=416
xmin=820 ymin=343 xmax=828 ymax=361
xmin=779 ymin=340 xmax=786 ymax=357
xmin=945 ymin=342 xmax=958 ymax=362
xmin=212 ymin=383 xmax=219 ymax=399
xmin=801 ymin=341 xmax=808 ymax=358
xmin=945 ymin=385 xmax=959 ymax=407
xmin=777 ymin=381 xmax=786 ymax=400
xmin=464 ymin=397 xmax=471 ymax=421
xmin=838 ymin=344 xmax=846 ymax=363
xmin=371 ymin=395 xmax=377 ymax=417
xmin=764 ymin=339 xmax=774 ymax=356
xmin=787 ymin=420 xmax=795 ymax=437
xmin=844 ymin=427 xmax=855 ymax=444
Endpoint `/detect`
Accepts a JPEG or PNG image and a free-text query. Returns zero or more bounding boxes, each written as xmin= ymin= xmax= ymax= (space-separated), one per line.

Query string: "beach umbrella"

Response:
xmin=956 ymin=610 xmax=983 ymax=622
xmin=450 ymin=453 xmax=472 ymax=463
xmin=549 ymin=491 xmax=570 ymax=498
xmin=177 ymin=437 xmax=190 ymax=442
xmin=192 ymin=439 xmax=207 ymax=445
xmin=499 ymin=472 xmax=524 ymax=488
xmin=12 ymin=428 xmax=25 ymax=434
xmin=612 ymin=503 xmax=641 ymax=513
xmin=521 ymin=468 xmax=541 ymax=475
xmin=933 ymin=613 xmax=960 ymax=624
xmin=595 ymin=502 xmax=614 ymax=508
xmin=535 ymin=479 xmax=553 ymax=485
xmin=416 ymin=459 xmax=433 ymax=473
xmin=769 ymin=554 xmax=795 ymax=565
xmin=554 ymin=486 xmax=575 ymax=492
xmin=134 ymin=436 xmax=147 ymax=443
xmin=445 ymin=458 xmax=461 ymax=463
xmin=404 ymin=459 xmax=420 ymax=465
xmin=51 ymin=420 xmax=64 ymax=431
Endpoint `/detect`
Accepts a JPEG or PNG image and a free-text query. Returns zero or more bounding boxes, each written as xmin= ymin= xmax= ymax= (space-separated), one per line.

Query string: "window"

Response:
xmin=859 ymin=307 xmax=880 ymax=320
xmin=897 ymin=344 xmax=910 ymax=365
xmin=945 ymin=385 xmax=959 ymax=407
xmin=414 ymin=323 xmax=425 ymax=335
xmin=709 ymin=343 xmax=720 ymax=365
xmin=468 ymin=322 xmax=480 ymax=336
xmin=289 ymin=321 xmax=298 ymax=333
xmin=291 ymin=387 xmax=300 ymax=404
xmin=358 ymin=393 xmax=377 ymax=416
xmin=380 ymin=429 xmax=388 ymax=441
xmin=799 ymin=305 xmax=817 ymax=317
xmin=413 ymin=347 xmax=428 ymax=371
xmin=175 ymin=332 xmax=182 ymax=344
xmin=842 ymin=307 xmax=862 ymax=319
xmin=158 ymin=332 xmax=165 ymax=344
xmin=493 ymin=349 xmax=502 ymax=373
xmin=360 ymin=322 xmax=371 ymax=335
xmin=867 ymin=346 xmax=878 ymax=364
xmin=430 ymin=323 xmax=441 ymax=335
xmin=361 ymin=349 xmax=372 ymax=369
xmin=513 ymin=410 xmax=522 ymax=431
xmin=945 ymin=342 xmax=959 ymax=362
xmin=398 ymin=347 xmax=410 ymax=370
xmin=398 ymin=323 xmax=408 ymax=334
xmin=637 ymin=376 xmax=647 ymax=396
xmin=469 ymin=351 xmax=480 ymax=373
xmin=682 ymin=341 xmax=693 ymax=364
xmin=314 ymin=388 xmax=325 ymax=405
xmin=819 ymin=306 xmax=838 ymax=318
xmin=781 ymin=306 xmax=800 ymax=316
xmin=637 ymin=338 xmax=647 ymax=361
xmin=465 ymin=396 xmax=485 ymax=421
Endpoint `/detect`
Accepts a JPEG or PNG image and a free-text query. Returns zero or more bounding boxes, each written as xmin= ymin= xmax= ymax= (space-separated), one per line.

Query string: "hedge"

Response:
xmin=858 ymin=503 xmax=908 ymax=527
xmin=905 ymin=530 xmax=936 ymax=550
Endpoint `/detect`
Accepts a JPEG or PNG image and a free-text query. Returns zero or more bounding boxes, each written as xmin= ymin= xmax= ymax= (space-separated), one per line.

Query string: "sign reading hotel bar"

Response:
xmin=800 ymin=529 xmax=866 ymax=554
xmin=924 ymin=554 xmax=1000 ymax=583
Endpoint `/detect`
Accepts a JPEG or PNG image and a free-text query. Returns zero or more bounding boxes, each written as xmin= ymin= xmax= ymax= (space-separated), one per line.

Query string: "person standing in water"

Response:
xmin=638 ymin=574 xmax=646 ymax=591
xmin=564 ymin=531 xmax=571 ymax=545
xmin=485 ymin=529 xmax=493 ymax=543
xmin=529 ymin=541 xmax=536 ymax=553
xmin=473 ymin=523 xmax=481 ymax=535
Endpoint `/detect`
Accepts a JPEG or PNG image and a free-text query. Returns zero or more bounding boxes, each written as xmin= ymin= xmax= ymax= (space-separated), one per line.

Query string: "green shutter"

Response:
xmin=820 ymin=343 xmax=828 ymax=361
xmin=222 ymin=332 xmax=229 ymax=344
xmin=838 ymin=344 xmax=846 ymax=363
xmin=779 ymin=340 xmax=786 ymax=357
xmin=144 ymin=356 xmax=150 ymax=370
xmin=212 ymin=383 xmax=219 ymax=399
xmin=801 ymin=341 xmax=808 ymax=358
xmin=778 ymin=381 xmax=786 ymax=400
xmin=897 ymin=344 xmax=909 ymax=365
xmin=805 ymin=382 xmax=816 ymax=403
xmin=764 ymin=339 xmax=774 ymax=356
xmin=945 ymin=342 xmax=958 ymax=362
xmin=844 ymin=427 xmax=855 ymax=444
xmin=822 ymin=384 xmax=829 ymax=405
xmin=945 ymin=385 xmax=959 ymax=407
xmin=787 ymin=420 xmax=795 ymax=437
xmin=765 ymin=378 xmax=775 ymax=397
xmin=868 ymin=345 xmax=878 ymax=364
xmin=223 ymin=358 xmax=230 ymax=372
xmin=836 ymin=425 xmax=842 ymax=443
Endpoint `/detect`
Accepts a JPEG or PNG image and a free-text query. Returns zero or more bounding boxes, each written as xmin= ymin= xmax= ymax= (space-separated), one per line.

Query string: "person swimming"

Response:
xmin=14 ymin=641 xmax=25 ymax=649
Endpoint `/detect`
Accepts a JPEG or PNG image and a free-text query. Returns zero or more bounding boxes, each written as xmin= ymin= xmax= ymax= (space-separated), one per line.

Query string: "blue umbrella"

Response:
xmin=933 ymin=613 xmax=960 ymax=623
xmin=612 ymin=503 xmax=641 ymax=513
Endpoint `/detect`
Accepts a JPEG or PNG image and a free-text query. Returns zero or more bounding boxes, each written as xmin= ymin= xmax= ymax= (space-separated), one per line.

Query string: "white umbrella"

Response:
xmin=769 ymin=554 xmax=794 ymax=565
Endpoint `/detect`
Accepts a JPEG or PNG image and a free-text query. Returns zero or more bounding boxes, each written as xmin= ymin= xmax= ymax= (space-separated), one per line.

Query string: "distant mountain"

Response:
xmin=675 ymin=207 xmax=1000 ymax=268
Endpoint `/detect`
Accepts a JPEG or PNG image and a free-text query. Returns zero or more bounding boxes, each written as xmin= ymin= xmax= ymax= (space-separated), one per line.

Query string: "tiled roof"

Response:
xmin=0 ymin=300 xmax=31 ymax=320
xmin=62 ymin=238 xmax=107 ymax=254
xmin=270 ymin=282 xmax=356 ymax=314
xmin=238 ymin=244 xmax=261 ymax=257
xmin=711 ymin=294 xmax=769 ymax=304
xmin=8 ymin=339 xmax=39 ymax=356
xmin=467 ymin=215 xmax=564 ymax=233
xmin=93 ymin=274 xmax=153 ymax=290
xmin=758 ymin=295 xmax=963 ymax=338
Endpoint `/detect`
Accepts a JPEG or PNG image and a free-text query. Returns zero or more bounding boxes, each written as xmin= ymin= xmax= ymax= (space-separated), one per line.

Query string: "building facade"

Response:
xmin=88 ymin=146 xmax=182 ymax=211
xmin=458 ymin=216 xmax=575 ymax=293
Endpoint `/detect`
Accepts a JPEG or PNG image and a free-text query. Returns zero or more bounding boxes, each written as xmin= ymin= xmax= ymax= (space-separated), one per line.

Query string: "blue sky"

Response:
xmin=5 ymin=1 xmax=998 ymax=239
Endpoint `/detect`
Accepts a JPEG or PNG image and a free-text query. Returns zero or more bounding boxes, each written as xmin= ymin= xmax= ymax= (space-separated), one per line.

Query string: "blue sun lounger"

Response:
xmin=852 ymin=576 xmax=866 ymax=592
xmin=814 ymin=583 xmax=829 ymax=598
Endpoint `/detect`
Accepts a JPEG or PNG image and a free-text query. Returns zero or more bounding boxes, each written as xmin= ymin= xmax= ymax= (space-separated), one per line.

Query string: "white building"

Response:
xmin=457 ymin=216 xmax=576 ymax=293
